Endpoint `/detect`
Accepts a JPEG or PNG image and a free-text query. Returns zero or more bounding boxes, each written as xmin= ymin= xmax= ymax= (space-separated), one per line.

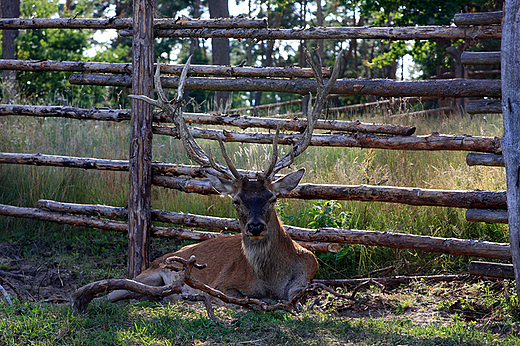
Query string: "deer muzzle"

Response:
xmin=245 ymin=221 xmax=267 ymax=239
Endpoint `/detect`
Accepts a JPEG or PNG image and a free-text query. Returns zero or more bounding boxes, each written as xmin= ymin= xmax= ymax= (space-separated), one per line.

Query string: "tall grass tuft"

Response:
xmin=0 ymin=93 xmax=508 ymax=277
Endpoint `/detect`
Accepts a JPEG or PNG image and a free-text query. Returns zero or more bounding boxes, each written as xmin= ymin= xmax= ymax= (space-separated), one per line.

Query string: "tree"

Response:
xmin=1 ymin=0 xmax=21 ymax=101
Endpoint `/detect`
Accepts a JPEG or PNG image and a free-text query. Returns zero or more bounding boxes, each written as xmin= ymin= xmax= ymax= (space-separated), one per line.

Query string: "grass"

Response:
xmin=0 ymin=94 xmax=517 ymax=344
xmin=2 ymin=280 xmax=520 ymax=345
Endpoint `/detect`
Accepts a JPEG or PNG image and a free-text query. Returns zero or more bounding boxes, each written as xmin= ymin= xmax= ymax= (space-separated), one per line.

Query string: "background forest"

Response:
xmin=0 ymin=0 xmax=502 ymax=109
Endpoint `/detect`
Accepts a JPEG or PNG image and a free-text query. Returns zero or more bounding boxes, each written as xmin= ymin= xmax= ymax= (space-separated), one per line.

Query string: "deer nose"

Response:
xmin=246 ymin=222 xmax=266 ymax=237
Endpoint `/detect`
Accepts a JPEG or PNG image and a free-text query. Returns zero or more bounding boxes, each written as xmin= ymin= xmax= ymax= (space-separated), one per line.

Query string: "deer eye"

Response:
xmin=232 ymin=199 xmax=240 ymax=207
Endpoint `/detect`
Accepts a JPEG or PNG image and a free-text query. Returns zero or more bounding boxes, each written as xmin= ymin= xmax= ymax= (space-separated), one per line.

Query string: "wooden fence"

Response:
xmin=1 ymin=2 xmax=519 ymax=293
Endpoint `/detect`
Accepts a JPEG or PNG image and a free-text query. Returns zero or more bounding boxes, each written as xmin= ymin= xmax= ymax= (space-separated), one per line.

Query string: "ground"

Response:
xmin=1 ymin=239 xmax=520 ymax=345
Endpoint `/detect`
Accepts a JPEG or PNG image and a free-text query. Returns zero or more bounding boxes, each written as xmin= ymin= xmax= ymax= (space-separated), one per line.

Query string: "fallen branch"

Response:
xmin=72 ymin=256 xmax=296 ymax=316
xmin=469 ymin=261 xmax=514 ymax=279
xmin=313 ymin=274 xmax=470 ymax=287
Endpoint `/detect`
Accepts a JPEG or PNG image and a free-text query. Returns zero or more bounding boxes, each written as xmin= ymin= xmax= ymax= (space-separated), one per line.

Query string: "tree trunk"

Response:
xmin=208 ymin=0 xmax=231 ymax=110
xmin=501 ymin=0 xmax=520 ymax=299
xmin=128 ymin=0 xmax=155 ymax=278
xmin=1 ymin=0 xmax=20 ymax=101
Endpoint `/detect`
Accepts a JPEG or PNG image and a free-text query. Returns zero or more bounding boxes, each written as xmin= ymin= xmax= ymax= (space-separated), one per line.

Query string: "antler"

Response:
xmin=263 ymin=49 xmax=344 ymax=180
xmin=128 ymin=57 xmax=242 ymax=181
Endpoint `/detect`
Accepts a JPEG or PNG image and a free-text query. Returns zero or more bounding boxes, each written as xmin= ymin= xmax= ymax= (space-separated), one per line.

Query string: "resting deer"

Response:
xmin=108 ymin=50 xmax=342 ymax=304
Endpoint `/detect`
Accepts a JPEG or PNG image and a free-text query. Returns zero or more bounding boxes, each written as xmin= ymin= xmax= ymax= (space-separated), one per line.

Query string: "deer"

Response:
xmin=107 ymin=49 xmax=342 ymax=305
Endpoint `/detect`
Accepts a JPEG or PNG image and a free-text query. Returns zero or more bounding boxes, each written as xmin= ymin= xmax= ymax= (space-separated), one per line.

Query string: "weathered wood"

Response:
xmin=0 ymin=153 xmax=506 ymax=208
xmin=0 ymin=203 xmax=511 ymax=260
xmin=153 ymin=175 xmax=507 ymax=209
xmin=390 ymin=107 xmax=455 ymax=118
xmin=469 ymin=261 xmax=514 ymax=279
xmin=466 ymin=153 xmax=504 ymax=167
xmin=466 ymin=100 xmax=502 ymax=114
xmin=313 ymin=274 xmax=469 ymax=287
xmin=0 ymin=17 xmax=266 ymax=29
xmin=69 ymin=74 xmax=503 ymax=98
xmin=0 ymin=104 xmax=415 ymax=136
xmin=0 ymin=59 xmax=326 ymax=78
xmin=461 ymin=52 xmax=501 ymax=65
xmin=153 ymin=126 xmax=502 ymax=153
xmin=465 ymin=209 xmax=508 ymax=223
xmin=119 ymin=25 xmax=502 ymax=40
xmin=453 ymin=11 xmax=503 ymax=26
xmin=127 ymin=0 xmax=154 ymax=278
xmin=501 ymin=0 xmax=520 ymax=299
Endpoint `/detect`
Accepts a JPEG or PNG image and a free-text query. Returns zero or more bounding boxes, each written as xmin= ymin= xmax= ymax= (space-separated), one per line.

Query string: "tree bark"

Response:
xmin=153 ymin=175 xmax=507 ymax=209
xmin=314 ymin=274 xmax=469 ymax=287
xmin=501 ymin=0 xmax=520 ymax=299
xmin=69 ymin=74 xmax=503 ymax=98
xmin=468 ymin=261 xmax=514 ymax=279
xmin=127 ymin=0 xmax=155 ymax=278
xmin=0 ymin=203 xmax=511 ymax=260
xmin=136 ymin=25 xmax=503 ymax=40
xmin=1 ymin=0 xmax=20 ymax=101
xmin=0 ymin=17 xmax=266 ymax=29
xmin=0 ymin=59 xmax=330 ymax=78
xmin=0 ymin=104 xmax=416 ymax=136
xmin=461 ymin=52 xmax=501 ymax=65
xmin=465 ymin=209 xmax=508 ymax=223
xmin=454 ymin=11 xmax=503 ymax=26
xmin=466 ymin=153 xmax=504 ymax=167
xmin=152 ymin=126 xmax=501 ymax=153
xmin=466 ymin=100 xmax=502 ymax=114
xmin=208 ymin=0 xmax=231 ymax=110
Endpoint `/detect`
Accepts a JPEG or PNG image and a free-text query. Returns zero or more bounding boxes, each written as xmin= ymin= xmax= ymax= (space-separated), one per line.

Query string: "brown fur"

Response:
xmin=107 ymin=170 xmax=318 ymax=303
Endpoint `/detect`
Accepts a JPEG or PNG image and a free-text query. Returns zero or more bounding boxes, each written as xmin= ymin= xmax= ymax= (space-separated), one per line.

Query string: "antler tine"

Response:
xmin=217 ymin=135 xmax=243 ymax=180
xmin=129 ymin=56 xmax=239 ymax=180
xmin=262 ymin=126 xmax=280 ymax=179
xmin=266 ymin=49 xmax=344 ymax=179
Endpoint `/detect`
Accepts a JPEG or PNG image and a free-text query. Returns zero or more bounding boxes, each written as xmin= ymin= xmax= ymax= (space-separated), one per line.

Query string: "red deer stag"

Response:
xmin=108 ymin=50 xmax=342 ymax=304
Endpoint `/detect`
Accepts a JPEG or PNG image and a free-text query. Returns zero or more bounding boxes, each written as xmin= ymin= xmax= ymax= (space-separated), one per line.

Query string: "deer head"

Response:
xmin=129 ymin=49 xmax=342 ymax=239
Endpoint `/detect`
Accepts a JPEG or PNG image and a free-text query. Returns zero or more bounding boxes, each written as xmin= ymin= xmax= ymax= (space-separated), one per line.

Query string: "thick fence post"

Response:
xmin=128 ymin=0 xmax=155 ymax=278
xmin=501 ymin=0 xmax=520 ymax=299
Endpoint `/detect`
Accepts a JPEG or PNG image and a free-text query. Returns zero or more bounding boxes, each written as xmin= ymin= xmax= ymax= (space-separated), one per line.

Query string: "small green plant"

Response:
xmin=299 ymin=200 xmax=352 ymax=229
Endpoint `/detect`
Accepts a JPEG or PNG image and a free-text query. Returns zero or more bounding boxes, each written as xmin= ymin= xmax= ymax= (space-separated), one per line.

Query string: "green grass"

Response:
xmin=0 ymin=99 xmax=516 ymax=344
xmin=2 ymin=282 xmax=520 ymax=346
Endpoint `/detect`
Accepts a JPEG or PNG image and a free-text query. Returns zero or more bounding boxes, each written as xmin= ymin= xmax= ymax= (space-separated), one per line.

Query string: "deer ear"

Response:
xmin=270 ymin=168 xmax=305 ymax=196
xmin=207 ymin=174 xmax=235 ymax=196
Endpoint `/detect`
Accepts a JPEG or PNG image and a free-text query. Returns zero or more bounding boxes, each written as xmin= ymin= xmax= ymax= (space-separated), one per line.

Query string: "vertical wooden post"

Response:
xmin=128 ymin=0 xmax=155 ymax=278
xmin=501 ymin=0 xmax=520 ymax=299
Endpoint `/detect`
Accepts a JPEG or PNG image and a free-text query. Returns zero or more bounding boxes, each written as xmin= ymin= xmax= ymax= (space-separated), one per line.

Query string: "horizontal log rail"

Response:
xmin=466 ymin=152 xmax=504 ymax=166
xmin=0 ymin=17 xmax=267 ymax=30
xmin=0 ymin=203 xmax=511 ymax=260
xmin=153 ymin=126 xmax=502 ymax=153
xmin=119 ymin=25 xmax=502 ymax=40
xmin=461 ymin=52 xmax=501 ymax=65
xmin=465 ymin=209 xmax=508 ymax=223
xmin=0 ymin=59 xmax=328 ymax=78
xmin=0 ymin=153 xmax=507 ymax=208
xmin=35 ymin=199 xmax=339 ymax=253
xmin=0 ymin=104 xmax=416 ymax=136
xmin=466 ymin=100 xmax=502 ymax=114
xmin=469 ymin=261 xmax=514 ymax=279
xmin=69 ymin=74 xmax=502 ymax=98
xmin=154 ymin=176 xmax=507 ymax=209
xmin=314 ymin=274 xmax=470 ymax=287
xmin=453 ymin=11 xmax=503 ymax=26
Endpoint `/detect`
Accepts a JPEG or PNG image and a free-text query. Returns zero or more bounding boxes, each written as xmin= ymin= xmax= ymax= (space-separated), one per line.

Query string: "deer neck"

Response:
xmin=241 ymin=210 xmax=296 ymax=279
